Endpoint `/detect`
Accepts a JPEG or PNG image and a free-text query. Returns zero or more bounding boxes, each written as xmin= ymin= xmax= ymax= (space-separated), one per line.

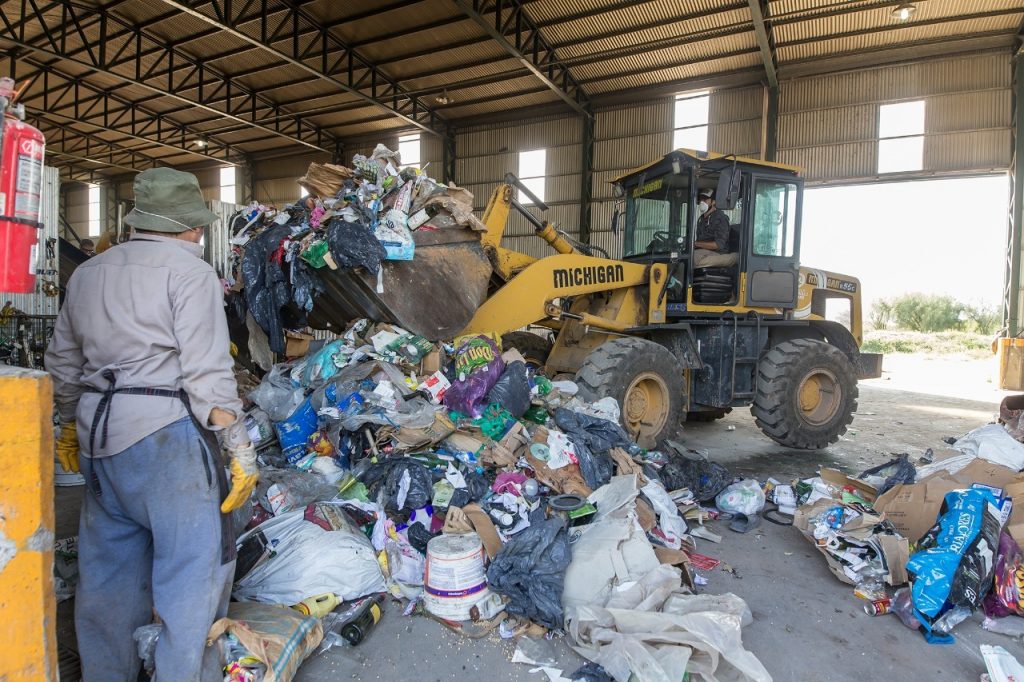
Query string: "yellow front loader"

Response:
xmin=309 ymin=150 xmax=880 ymax=450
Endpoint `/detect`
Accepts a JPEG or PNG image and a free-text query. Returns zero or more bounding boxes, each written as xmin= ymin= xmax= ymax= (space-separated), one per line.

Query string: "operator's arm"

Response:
xmin=44 ymin=284 xmax=86 ymax=424
xmin=694 ymin=240 xmax=718 ymax=250
xmin=170 ymin=266 xmax=245 ymax=434
xmin=696 ymin=213 xmax=731 ymax=252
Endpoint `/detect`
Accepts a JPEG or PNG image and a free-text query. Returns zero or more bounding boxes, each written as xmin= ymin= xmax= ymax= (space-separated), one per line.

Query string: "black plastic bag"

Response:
xmin=485 ymin=361 xmax=531 ymax=417
xmin=464 ymin=472 xmax=490 ymax=502
xmin=553 ymin=408 xmax=631 ymax=490
xmin=241 ymin=224 xmax=292 ymax=354
xmin=570 ymin=663 xmax=613 ymax=682
xmin=659 ymin=453 xmax=731 ymax=502
xmin=407 ymin=523 xmax=437 ymax=555
xmin=858 ymin=453 xmax=916 ymax=495
xmin=290 ymin=257 xmax=324 ymax=313
xmin=486 ymin=515 xmax=571 ymax=630
xmin=326 ymin=218 xmax=386 ymax=275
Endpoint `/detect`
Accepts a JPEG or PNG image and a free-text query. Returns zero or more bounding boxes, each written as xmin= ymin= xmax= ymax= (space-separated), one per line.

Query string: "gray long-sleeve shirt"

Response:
xmin=45 ymin=234 xmax=243 ymax=457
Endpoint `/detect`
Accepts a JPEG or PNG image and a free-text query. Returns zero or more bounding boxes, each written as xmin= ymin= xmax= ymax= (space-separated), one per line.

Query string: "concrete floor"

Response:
xmin=55 ymin=353 xmax=1024 ymax=681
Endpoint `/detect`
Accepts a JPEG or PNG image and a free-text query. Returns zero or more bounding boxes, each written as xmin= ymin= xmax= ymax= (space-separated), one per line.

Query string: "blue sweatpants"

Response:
xmin=76 ymin=417 xmax=235 ymax=682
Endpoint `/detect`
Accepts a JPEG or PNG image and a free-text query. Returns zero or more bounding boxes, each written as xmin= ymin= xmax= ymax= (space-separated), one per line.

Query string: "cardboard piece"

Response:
xmin=819 ymin=468 xmax=877 ymax=502
xmin=284 ymin=330 xmax=314 ymax=358
xmin=442 ymin=503 xmax=502 ymax=560
xmin=1006 ymin=481 xmax=1024 ymax=547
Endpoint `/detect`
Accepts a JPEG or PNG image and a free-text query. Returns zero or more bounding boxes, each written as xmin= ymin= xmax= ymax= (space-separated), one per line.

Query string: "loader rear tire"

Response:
xmin=575 ymin=337 xmax=684 ymax=449
xmin=751 ymin=339 xmax=858 ymax=450
xmin=500 ymin=331 xmax=552 ymax=368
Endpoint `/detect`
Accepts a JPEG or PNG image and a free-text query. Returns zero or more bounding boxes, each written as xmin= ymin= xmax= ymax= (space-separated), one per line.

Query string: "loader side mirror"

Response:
xmin=611 ymin=205 xmax=621 ymax=234
xmin=716 ymin=167 xmax=741 ymax=210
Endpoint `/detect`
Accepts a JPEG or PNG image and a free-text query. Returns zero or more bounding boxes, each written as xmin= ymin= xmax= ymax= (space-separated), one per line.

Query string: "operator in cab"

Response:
xmin=693 ymin=188 xmax=732 ymax=267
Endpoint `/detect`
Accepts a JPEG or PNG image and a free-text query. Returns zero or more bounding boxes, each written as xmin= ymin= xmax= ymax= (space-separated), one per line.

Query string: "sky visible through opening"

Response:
xmin=799 ymin=175 xmax=1008 ymax=317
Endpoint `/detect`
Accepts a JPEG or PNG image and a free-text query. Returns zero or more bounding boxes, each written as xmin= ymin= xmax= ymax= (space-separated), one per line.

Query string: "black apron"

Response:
xmin=85 ymin=368 xmax=237 ymax=564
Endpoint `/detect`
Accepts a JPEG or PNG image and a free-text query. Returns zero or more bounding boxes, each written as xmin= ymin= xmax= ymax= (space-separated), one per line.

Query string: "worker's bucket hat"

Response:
xmin=123 ymin=167 xmax=219 ymax=233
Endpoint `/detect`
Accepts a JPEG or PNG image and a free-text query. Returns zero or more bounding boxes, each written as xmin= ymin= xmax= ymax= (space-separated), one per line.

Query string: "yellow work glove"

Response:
xmin=56 ymin=422 xmax=80 ymax=473
xmin=220 ymin=443 xmax=259 ymax=513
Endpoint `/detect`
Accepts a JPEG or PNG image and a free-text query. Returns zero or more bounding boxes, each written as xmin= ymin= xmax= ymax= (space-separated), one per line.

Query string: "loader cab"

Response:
xmin=614 ymin=149 xmax=804 ymax=316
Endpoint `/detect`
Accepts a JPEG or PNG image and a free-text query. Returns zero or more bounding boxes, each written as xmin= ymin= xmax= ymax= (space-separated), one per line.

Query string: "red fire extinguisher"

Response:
xmin=0 ymin=77 xmax=45 ymax=294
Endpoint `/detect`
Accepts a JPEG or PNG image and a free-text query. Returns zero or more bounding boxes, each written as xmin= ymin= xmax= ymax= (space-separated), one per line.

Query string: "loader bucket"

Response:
xmin=307 ymin=226 xmax=492 ymax=341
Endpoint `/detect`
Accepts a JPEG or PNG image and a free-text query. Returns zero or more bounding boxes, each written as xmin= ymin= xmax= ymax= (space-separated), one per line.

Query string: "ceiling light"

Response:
xmin=435 ymin=90 xmax=452 ymax=106
xmin=891 ymin=2 xmax=916 ymax=21
xmin=194 ymin=137 xmax=208 ymax=148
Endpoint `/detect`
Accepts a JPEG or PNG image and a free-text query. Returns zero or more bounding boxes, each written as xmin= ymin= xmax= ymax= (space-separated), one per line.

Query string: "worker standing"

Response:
xmin=45 ymin=168 xmax=258 ymax=681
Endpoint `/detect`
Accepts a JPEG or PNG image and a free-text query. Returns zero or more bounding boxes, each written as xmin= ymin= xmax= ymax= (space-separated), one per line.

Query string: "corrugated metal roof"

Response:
xmin=2 ymin=0 xmax=1018 ymax=178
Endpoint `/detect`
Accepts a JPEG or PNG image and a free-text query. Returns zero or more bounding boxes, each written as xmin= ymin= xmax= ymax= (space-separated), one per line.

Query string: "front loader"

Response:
xmin=310 ymin=149 xmax=881 ymax=450
xmin=457 ymin=150 xmax=882 ymax=449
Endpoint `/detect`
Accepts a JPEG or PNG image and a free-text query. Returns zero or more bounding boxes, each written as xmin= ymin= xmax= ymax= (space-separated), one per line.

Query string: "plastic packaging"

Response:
xmin=233 ymin=503 xmax=386 ymax=604
xmin=132 ymin=623 xmax=162 ymax=675
xmin=553 ymin=408 xmax=631 ymax=490
xmin=891 ymin=587 xmax=922 ymax=630
xmin=274 ymin=397 xmax=319 ymax=465
xmin=657 ymin=450 xmax=731 ymax=502
xmin=249 ymin=364 xmax=306 ymax=422
xmin=908 ymin=488 xmax=1002 ymax=642
xmin=443 ymin=335 xmax=505 ymax=417
xmin=715 ymin=479 xmax=766 ymax=516
xmin=209 ymin=602 xmax=323 ymax=682
xmin=985 ymin=532 xmax=1024 ymax=618
xmin=381 ymin=459 xmax=433 ymax=512
xmin=857 ymin=453 xmax=916 ymax=495
xmin=983 ymin=616 xmax=1024 ymax=638
xmin=486 ymin=515 xmax=571 ymax=630
xmin=485 ymin=361 xmax=532 ymax=418
xmin=982 ymin=644 xmax=1024 ymax=682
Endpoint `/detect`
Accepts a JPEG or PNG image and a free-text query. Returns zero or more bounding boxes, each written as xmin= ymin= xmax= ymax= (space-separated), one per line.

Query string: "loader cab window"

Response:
xmin=624 ymin=175 xmax=689 ymax=258
xmin=752 ymin=180 xmax=798 ymax=257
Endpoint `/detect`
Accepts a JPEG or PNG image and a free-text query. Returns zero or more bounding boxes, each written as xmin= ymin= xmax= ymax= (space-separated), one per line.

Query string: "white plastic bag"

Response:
xmin=233 ymin=503 xmax=385 ymax=604
xmin=715 ymin=479 xmax=766 ymax=516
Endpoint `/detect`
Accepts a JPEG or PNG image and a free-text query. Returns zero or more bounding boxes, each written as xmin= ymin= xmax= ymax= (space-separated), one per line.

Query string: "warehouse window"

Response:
xmin=87 ymin=185 xmax=101 ymax=236
xmin=399 ymin=133 xmax=421 ymax=168
xmin=220 ymin=166 xmax=236 ymax=204
xmin=673 ymin=91 xmax=709 ymax=151
xmin=878 ymin=100 xmax=925 ymax=174
xmin=517 ymin=149 xmax=546 ymax=204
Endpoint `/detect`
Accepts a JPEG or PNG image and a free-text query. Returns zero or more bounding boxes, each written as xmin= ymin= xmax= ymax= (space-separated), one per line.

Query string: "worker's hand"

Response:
xmin=220 ymin=442 xmax=258 ymax=513
xmin=56 ymin=422 xmax=80 ymax=473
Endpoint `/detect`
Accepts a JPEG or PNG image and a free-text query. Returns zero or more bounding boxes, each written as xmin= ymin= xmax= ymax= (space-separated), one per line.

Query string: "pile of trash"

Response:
xmin=192 ymin=317 xmax=771 ymax=682
xmin=768 ymin=404 xmax=1024 ymax=650
xmin=223 ymin=144 xmax=488 ymax=356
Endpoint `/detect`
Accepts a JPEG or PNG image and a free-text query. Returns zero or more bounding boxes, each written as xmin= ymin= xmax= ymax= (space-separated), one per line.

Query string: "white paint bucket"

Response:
xmin=422 ymin=532 xmax=490 ymax=621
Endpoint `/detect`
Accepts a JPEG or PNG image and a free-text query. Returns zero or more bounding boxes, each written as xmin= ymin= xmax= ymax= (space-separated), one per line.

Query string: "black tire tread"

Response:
xmin=575 ymin=337 xmax=684 ymax=448
xmin=750 ymin=339 xmax=858 ymax=450
xmin=501 ymin=331 xmax=553 ymax=366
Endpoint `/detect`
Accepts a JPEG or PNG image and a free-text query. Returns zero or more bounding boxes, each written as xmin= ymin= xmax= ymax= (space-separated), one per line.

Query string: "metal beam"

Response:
xmin=450 ymin=0 xmax=590 ymax=117
xmin=1007 ymin=51 xmax=1024 ymax=335
xmin=0 ymin=1 xmax=334 ymax=152
xmin=579 ymin=115 xmax=594 ymax=244
xmin=747 ymin=0 xmax=777 ymax=87
xmin=443 ymin=128 xmax=457 ymax=185
xmin=6 ymin=55 xmax=244 ymax=164
xmin=156 ymin=0 xmax=445 ymax=136
xmin=28 ymin=114 xmax=168 ymax=172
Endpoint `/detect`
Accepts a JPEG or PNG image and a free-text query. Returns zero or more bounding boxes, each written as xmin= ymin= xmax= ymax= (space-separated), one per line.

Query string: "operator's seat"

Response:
xmin=692 ymin=226 xmax=740 ymax=304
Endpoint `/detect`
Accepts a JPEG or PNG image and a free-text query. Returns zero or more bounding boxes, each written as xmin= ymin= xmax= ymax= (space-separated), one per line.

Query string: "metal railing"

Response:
xmin=0 ymin=314 xmax=57 ymax=369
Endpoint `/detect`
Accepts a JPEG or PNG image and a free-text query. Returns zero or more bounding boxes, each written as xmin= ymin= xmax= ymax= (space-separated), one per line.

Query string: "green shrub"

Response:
xmin=962 ymin=303 xmax=1000 ymax=335
xmin=869 ymin=299 xmax=893 ymax=330
xmin=890 ymin=293 xmax=963 ymax=332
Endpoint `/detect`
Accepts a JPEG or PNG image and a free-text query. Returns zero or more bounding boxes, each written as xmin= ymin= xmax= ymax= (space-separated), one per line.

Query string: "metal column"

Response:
xmin=443 ymin=128 xmax=457 ymax=185
xmin=1006 ymin=51 xmax=1024 ymax=335
xmin=579 ymin=113 xmax=595 ymax=245
xmin=764 ymin=85 xmax=779 ymax=162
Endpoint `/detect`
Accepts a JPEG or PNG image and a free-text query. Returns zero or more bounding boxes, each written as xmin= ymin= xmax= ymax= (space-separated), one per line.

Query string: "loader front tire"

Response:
xmin=500 ymin=331 xmax=552 ymax=369
xmin=575 ymin=337 xmax=684 ymax=449
xmin=751 ymin=339 xmax=858 ymax=450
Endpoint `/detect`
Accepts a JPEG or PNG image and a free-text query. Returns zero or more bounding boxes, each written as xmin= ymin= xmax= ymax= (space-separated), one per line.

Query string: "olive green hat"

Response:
xmin=123 ymin=167 xmax=219 ymax=233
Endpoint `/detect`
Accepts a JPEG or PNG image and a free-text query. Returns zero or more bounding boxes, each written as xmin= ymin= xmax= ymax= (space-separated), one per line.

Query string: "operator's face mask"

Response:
xmin=698 ymin=201 xmax=709 ymax=214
